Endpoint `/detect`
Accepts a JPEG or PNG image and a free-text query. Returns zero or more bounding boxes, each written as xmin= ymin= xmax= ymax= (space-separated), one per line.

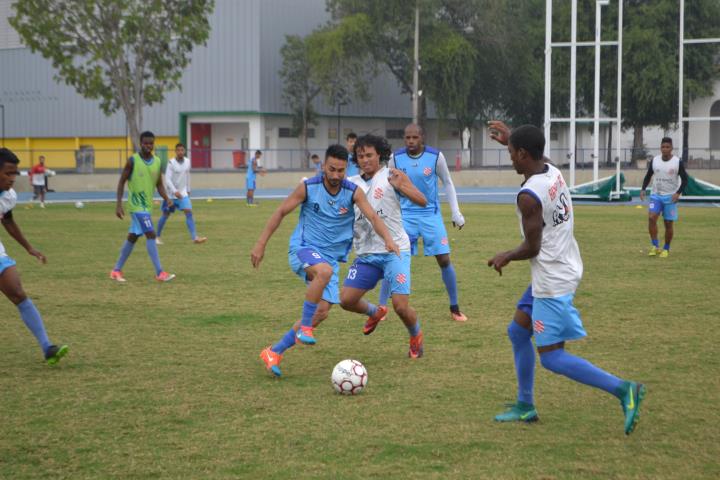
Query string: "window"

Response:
xmin=279 ymin=127 xmax=315 ymax=138
xmin=710 ymin=100 xmax=720 ymax=150
xmin=386 ymin=129 xmax=404 ymax=139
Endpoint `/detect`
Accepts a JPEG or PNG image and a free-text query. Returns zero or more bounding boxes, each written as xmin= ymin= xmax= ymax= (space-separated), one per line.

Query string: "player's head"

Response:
xmin=311 ymin=153 xmax=320 ymax=164
xmin=175 ymin=143 xmax=186 ymax=158
xmin=38 ymin=155 xmax=45 ymax=164
xmin=404 ymin=123 xmax=425 ymax=154
xmin=324 ymin=144 xmax=349 ymax=188
xmin=508 ymin=125 xmax=545 ymax=174
xmin=661 ymin=137 xmax=673 ymax=158
xmin=139 ymin=131 xmax=155 ymax=155
xmin=255 ymin=150 xmax=262 ymax=158
xmin=346 ymin=132 xmax=357 ymax=152
xmin=354 ymin=134 xmax=391 ymax=175
xmin=0 ymin=148 xmax=21 ymax=191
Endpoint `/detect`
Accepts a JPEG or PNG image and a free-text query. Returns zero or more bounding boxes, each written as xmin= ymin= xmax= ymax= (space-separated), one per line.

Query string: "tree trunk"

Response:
xmin=632 ymin=123 xmax=644 ymax=161
xmin=682 ymin=120 xmax=689 ymax=162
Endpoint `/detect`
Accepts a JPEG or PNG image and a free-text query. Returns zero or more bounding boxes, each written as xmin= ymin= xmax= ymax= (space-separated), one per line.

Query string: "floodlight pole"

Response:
xmin=543 ymin=0 xmax=552 ymax=157
xmin=615 ymin=0 xmax=623 ymax=194
xmin=569 ymin=0 xmax=577 ymax=188
xmin=593 ymin=1 xmax=609 ymax=184
xmin=412 ymin=2 xmax=420 ymax=124
xmin=678 ymin=0 xmax=685 ymax=158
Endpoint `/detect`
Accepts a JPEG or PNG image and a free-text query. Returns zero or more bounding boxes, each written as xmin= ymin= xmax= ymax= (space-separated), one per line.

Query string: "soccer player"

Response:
xmin=0 ymin=148 xmax=68 ymax=364
xmin=377 ymin=124 xmax=468 ymax=322
xmin=29 ymin=155 xmax=52 ymax=208
xmin=487 ymin=121 xmax=645 ymax=435
xmin=640 ymin=137 xmax=687 ymax=258
xmin=156 ymin=143 xmax=207 ymax=245
xmin=340 ymin=134 xmax=428 ymax=358
xmin=110 ymin=131 xmax=175 ymax=283
xmin=246 ymin=150 xmax=265 ymax=207
xmin=253 ymin=144 xmax=398 ymax=377
xmin=311 ymin=153 xmax=322 ymax=176
xmin=345 ymin=132 xmax=359 ymax=177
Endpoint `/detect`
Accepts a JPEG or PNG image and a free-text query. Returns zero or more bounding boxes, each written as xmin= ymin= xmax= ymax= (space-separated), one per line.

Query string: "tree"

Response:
xmin=10 ymin=0 xmax=214 ymax=150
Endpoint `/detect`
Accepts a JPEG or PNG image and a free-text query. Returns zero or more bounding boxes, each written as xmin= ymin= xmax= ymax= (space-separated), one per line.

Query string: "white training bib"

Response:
xmin=650 ymin=155 xmax=681 ymax=196
xmin=0 ymin=189 xmax=18 ymax=257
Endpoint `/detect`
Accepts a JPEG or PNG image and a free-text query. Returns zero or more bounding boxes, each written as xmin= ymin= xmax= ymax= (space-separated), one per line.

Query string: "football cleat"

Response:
xmin=110 ymin=270 xmax=126 ymax=283
xmin=260 ymin=347 xmax=283 ymax=377
xmin=155 ymin=271 xmax=176 ymax=282
xmin=620 ymin=381 xmax=647 ymax=435
xmin=647 ymin=246 xmax=659 ymax=257
xmin=44 ymin=344 xmax=69 ymax=365
xmin=193 ymin=236 xmax=208 ymax=244
xmin=295 ymin=326 xmax=317 ymax=345
xmin=494 ymin=402 xmax=539 ymax=423
xmin=363 ymin=305 xmax=388 ymax=335
xmin=155 ymin=238 xmax=164 ymax=245
xmin=450 ymin=309 xmax=468 ymax=322
xmin=659 ymin=249 xmax=669 ymax=258
xmin=409 ymin=331 xmax=424 ymax=358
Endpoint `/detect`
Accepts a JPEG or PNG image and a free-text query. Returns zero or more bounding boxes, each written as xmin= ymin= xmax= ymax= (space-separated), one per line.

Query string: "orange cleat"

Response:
xmin=295 ymin=325 xmax=317 ymax=345
xmin=193 ymin=236 xmax=208 ymax=244
xmin=451 ymin=310 xmax=468 ymax=322
xmin=409 ymin=331 xmax=424 ymax=358
xmin=260 ymin=347 xmax=283 ymax=377
xmin=363 ymin=305 xmax=388 ymax=335
xmin=110 ymin=270 xmax=126 ymax=283
xmin=155 ymin=271 xmax=176 ymax=282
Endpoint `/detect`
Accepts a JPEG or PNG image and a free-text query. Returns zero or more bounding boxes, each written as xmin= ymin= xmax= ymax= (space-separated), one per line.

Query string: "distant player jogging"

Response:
xmin=377 ymin=123 xmax=468 ymax=322
xmin=156 ymin=143 xmax=207 ymax=245
xmin=252 ymin=144 xmax=398 ymax=377
xmin=487 ymin=121 xmax=646 ymax=435
xmin=340 ymin=134 xmax=428 ymax=358
xmin=0 ymin=148 xmax=68 ymax=364
xmin=640 ymin=137 xmax=687 ymax=258
xmin=110 ymin=131 xmax=175 ymax=283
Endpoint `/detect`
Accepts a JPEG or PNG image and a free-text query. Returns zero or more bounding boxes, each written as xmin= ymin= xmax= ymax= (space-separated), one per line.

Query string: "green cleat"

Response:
xmin=648 ymin=247 xmax=659 ymax=257
xmin=494 ymin=402 xmax=539 ymax=423
xmin=44 ymin=344 xmax=69 ymax=365
xmin=620 ymin=381 xmax=647 ymax=435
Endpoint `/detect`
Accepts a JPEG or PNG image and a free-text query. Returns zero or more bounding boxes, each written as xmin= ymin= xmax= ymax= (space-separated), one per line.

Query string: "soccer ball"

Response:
xmin=331 ymin=359 xmax=368 ymax=395
xmin=74 ymin=201 xmax=84 ymax=209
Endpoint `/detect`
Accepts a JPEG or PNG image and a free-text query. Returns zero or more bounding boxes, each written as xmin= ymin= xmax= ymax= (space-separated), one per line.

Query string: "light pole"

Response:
xmin=592 ymin=0 xmax=610 ymax=183
xmin=412 ymin=2 xmax=420 ymax=124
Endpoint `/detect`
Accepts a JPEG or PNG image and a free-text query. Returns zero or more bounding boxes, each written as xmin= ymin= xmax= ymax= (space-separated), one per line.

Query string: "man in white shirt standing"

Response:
xmin=156 ymin=143 xmax=207 ymax=244
xmin=487 ymin=121 xmax=645 ymax=435
xmin=340 ymin=134 xmax=428 ymax=359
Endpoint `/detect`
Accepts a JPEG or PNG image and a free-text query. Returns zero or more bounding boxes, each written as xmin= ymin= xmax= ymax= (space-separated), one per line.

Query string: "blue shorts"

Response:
xmin=129 ymin=212 xmax=155 ymax=235
xmin=246 ymin=178 xmax=256 ymax=190
xmin=288 ymin=246 xmax=340 ymax=304
xmin=516 ymin=284 xmax=533 ymax=316
xmin=648 ymin=194 xmax=678 ymax=221
xmin=403 ymin=213 xmax=450 ymax=256
xmin=343 ymin=251 xmax=411 ymax=295
xmin=162 ymin=196 xmax=192 ymax=213
xmin=531 ymin=294 xmax=587 ymax=347
xmin=0 ymin=255 xmax=17 ymax=275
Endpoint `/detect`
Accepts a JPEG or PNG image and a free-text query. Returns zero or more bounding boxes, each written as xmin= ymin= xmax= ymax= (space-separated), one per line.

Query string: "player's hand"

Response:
xmin=175 ymin=192 xmax=183 ymax=199
xmin=452 ymin=213 xmax=465 ymax=230
xmin=385 ymin=239 xmax=401 ymax=257
xmin=640 ymin=190 xmax=646 ymax=202
xmin=487 ymin=252 xmax=512 ymax=276
xmin=488 ymin=120 xmax=511 ymax=146
xmin=671 ymin=192 xmax=681 ymax=203
xmin=27 ymin=248 xmax=47 ymax=264
xmin=387 ymin=168 xmax=408 ymax=188
xmin=116 ymin=205 xmax=124 ymax=219
xmin=250 ymin=244 xmax=265 ymax=269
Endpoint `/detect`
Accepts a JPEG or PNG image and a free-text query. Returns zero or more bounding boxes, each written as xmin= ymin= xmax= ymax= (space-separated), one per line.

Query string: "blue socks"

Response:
xmin=378 ymin=279 xmax=391 ymax=306
xmin=301 ymin=300 xmax=318 ymax=328
xmin=540 ymin=349 xmax=624 ymax=397
xmin=272 ymin=329 xmax=296 ymax=354
xmin=365 ymin=302 xmax=378 ymax=317
xmin=441 ymin=264 xmax=459 ymax=306
xmin=508 ymin=321 xmax=535 ymax=405
xmin=146 ymin=239 xmax=163 ymax=275
xmin=406 ymin=319 xmax=421 ymax=337
xmin=156 ymin=214 xmax=169 ymax=237
xmin=18 ymin=298 xmax=51 ymax=353
xmin=114 ymin=240 xmax=135 ymax=271
xmin=663 ymin=243 xmax=670 ymax=250
xmin=185 ymin=212 xmax=197 ymax=240
xmin=651 ymin=238 xmax=659 ymax=248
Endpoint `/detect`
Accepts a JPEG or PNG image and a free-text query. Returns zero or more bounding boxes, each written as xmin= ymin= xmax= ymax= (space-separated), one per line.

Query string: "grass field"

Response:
xmin=1 ymin=200 xmax=719 ymax=479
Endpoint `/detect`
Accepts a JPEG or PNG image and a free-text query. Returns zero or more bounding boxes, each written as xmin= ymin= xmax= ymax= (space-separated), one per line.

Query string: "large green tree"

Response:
xmin=10 ymin=0 xmax=214 ymax=150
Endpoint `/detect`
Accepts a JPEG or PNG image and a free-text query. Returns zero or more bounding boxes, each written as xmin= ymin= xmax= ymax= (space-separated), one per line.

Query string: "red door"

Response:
xmin=190 ymin=123 xmax=212 ymax=168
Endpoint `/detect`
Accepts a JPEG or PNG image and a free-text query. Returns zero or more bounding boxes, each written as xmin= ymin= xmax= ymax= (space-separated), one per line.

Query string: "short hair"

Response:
xmin=661 ymin=137 xmax=673 ymax=145
xmin=39 ymin=155 xmax=46 ymax=160
xmin=354 ymin=134 xmax=392 ymax=164
xmin=310 ymin=154 xmax=320 ymax=159
xmin=346 ymin=132 xmax=357 ymax=141
xmin=255 ymin=150 xmax=262 ymax=156
xmin=175 ymin=143 xmax=185 ymax=149
xmin=140 ymin=131 xmax=155 ymax=142
xmin=325 ymin=144 xmax=349 ymax=162
xmin=404 ymin=123 xmax=425 ymax=137
xmin=0 ymin=148 xmax=20 ymax=168
xmin=509 ymin=125 xmax=545 ymax=160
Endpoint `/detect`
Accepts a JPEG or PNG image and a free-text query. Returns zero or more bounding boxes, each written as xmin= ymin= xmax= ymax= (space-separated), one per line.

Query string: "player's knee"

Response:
xmin=507 ymin=321 xmax=531 ymax=343
xmin=539 ymin=351 xmax=564 ymax=374
xmin=436 ymin=254 xmax=451 ymax=268
xmin=145 ymin=231 xmax=157 ymax=240
xmin=314 ymin=264 xmax=333 ymax=284
xmin=339 ymin=294 xmax=355 ymax=311
xmin=6 ymin=286 xmax=27 ymax=305
xmin=127 ymin=234 xmax=139 ymax=243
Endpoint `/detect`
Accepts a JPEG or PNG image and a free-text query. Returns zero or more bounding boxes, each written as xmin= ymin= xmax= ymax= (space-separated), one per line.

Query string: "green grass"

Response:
xmin=1 ymin=200 xmax=719 ymax=479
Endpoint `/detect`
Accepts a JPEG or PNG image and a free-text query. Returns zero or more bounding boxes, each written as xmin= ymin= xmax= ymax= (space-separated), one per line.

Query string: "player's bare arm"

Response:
xmin=251 ymin=183 xmax=307 ymax=269
xmin=2 ymin=214 xmax=46 ymax=263
xmin=488 ymin=193 xmax=542 ymax=275
xmin=488 ymin=120 xmax=511 ymax=146
xmin=115 ymin=159 xmax=133 ymax=219
xmin=353 ymin=188 xmax=400 ymax=256
xmin=388 ymin=168 xmax=427 ymax=207
xmin=156 ymin=174 xmax=171 ymax=204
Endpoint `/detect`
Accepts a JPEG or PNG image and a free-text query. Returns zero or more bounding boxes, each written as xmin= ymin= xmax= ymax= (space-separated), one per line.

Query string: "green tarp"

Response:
xmin=570 ymin=174 xmax=632 ymax=201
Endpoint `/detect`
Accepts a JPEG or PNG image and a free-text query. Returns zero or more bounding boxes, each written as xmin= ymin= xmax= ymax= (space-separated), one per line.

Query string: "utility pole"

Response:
xmin=412 ymin=3 xmax=420 ymax=124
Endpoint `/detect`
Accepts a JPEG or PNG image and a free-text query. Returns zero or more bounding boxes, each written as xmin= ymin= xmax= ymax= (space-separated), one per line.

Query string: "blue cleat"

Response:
xmin=295 ymin=326 xmax=316 ymax=345
xmin=494 ymin=402 xmax=539 ymax=423
xmin=620 ymin=381 xmax=646 ymax=435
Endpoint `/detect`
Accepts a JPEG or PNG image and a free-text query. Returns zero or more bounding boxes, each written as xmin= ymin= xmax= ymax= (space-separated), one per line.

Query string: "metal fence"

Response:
xmin=8 ymin=147 xmax=720 ymax=173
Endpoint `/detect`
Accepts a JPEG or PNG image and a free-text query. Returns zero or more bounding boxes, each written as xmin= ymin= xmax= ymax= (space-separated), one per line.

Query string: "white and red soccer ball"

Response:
xmin=331 ymin=359 xmax=368 ymax=395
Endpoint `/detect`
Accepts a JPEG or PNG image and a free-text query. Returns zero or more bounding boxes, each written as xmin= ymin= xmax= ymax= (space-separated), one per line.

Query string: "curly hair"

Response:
xmin=353 ymin=134 xmax=392 ymax=165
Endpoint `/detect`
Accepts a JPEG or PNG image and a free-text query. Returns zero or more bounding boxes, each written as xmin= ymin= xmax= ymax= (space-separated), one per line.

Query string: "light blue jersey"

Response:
xmin=346 ymin=154 xmax=360 ymax=178
xmin=393 ymin=146 xmax=441 ymax=215
xmin=294 ymin=176 xmax=357 ymax=262
xmin=247 ymin=156 xmax=257 ymax=183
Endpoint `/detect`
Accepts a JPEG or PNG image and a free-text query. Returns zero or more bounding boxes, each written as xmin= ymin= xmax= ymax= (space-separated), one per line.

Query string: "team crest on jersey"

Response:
xmin=533 ymin=319 xmax=545 ymax=333
xmin=328 ymin=199 xmax=335 ymax=206
xmin=339 ymin=207 xmax=348 ymax=215
xmin=395 ymin=273 xmax=407 ymax=284
xmin=552 ymin=192 xmax=571 ymax=227
xmin=423 ymin=167 xmax=432 ymax=176
xmin=373 ymin=187 xmax=384 ymax=199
